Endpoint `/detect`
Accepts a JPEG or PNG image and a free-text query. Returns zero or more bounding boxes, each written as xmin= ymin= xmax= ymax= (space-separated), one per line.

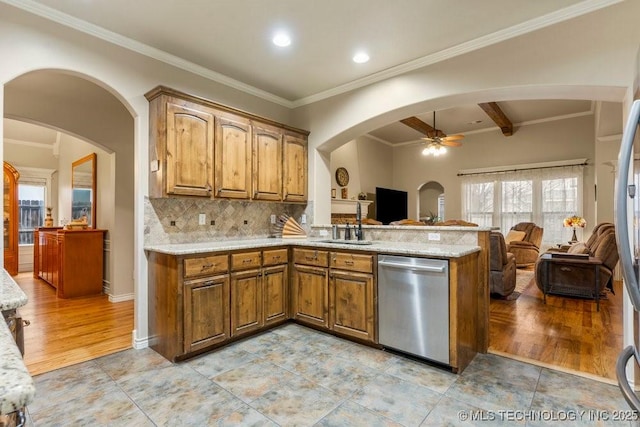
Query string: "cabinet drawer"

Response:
xmin=262 ymin=248 xmax=288 ymax=266
xmin=331 ymin=252 xmax=373 ymax=273
xmin=184 ymin=255 xmax=228 ymax=278
xmin=293 ymin=248 xmax=329 ymax=267
xmin=231 ymin=251 xmax=262 ymax=270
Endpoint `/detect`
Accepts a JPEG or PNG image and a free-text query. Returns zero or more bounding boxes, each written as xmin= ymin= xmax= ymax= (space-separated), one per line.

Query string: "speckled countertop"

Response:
xmin=144 ymin=237 xmax=481 ymax=258
xmin=0 ymin=270 xmax=35 ymax=415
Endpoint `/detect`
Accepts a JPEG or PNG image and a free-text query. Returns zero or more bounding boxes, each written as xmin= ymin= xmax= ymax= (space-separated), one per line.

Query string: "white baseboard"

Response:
xmin=132 ymin=329 xmax=149 ymax=349
xmin=108 ymin=293 xmax=134 ymax=303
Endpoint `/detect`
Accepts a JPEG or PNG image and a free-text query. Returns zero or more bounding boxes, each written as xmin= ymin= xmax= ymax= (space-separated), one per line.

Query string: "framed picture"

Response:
xmin=341 ymin=187 xmax=348 ymax=199
xmin=331 ymin=188 xmax=336 ymax=198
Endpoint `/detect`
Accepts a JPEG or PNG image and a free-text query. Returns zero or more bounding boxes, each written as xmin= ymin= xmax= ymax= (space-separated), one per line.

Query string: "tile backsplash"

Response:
xmin=144 ymin=197 xmax=313 ymax=245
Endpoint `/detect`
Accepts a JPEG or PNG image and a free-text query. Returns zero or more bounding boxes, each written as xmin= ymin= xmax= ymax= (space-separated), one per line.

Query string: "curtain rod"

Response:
xmin=457 ymin=161 xmax=588 ymax=177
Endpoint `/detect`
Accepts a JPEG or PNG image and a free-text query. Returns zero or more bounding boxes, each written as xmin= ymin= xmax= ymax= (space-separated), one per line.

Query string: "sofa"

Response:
xmin=506 ymin=222 xmax=544 ymax=267
xmin=490 ymin=231 xmax=517 ymax=297
xmin=534 ymin=222 xmax=618 ymax=299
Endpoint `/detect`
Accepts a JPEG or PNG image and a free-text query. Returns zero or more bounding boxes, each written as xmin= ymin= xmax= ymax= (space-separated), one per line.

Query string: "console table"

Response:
xmin=34 ymin=227 xmax=106 ymax=298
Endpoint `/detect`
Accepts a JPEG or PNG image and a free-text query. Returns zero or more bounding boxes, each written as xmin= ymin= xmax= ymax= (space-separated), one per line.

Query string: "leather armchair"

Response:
xmin=490 ymin=232 xmax=517 ymax=297
xmin=535 ymin=223 xmax=618 ymax=298
xmin=507 ymin=222 xmax=544 ymax=267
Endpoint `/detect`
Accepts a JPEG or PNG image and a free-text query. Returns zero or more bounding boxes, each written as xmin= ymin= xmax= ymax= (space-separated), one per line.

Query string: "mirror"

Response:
xmin=72 ymin=153 xmax=97 ymax=228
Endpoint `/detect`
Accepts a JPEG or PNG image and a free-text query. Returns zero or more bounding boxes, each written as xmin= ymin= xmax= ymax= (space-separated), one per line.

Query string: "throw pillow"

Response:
xmin=568 ymin=242 xmax=590 ymax=255
xmin=504 ymin=230 xmax=526 ymax=244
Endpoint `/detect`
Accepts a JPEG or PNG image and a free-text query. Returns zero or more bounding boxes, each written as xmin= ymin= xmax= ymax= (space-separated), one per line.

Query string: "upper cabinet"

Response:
xmin=215 ymin=113 xmax=252 ymax=199
xmin=146 ymin=86 xmax=309 ymax=202
xmin=253 ymin=124 xmax=283 ymax=201
xmin=283 ymin=133 xmax=308 ymax=202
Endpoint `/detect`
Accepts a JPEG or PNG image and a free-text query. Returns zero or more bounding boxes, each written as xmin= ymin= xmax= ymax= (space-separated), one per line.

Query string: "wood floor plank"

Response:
xmin=489 ymin=270 xmax=623 ymax=381
xmin=13 ymin=272 xmax=134 ymax=376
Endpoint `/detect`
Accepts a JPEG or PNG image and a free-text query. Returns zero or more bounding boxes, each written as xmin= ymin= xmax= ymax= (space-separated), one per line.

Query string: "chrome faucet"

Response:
xmin=356 ymin=202 xmax=365 ymax=241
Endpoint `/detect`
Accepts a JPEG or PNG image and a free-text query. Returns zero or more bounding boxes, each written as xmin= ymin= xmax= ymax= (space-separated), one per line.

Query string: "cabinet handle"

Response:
xmin=242 ymin=259 xmax=253 ymax=264
xmin=305 ymin=256 xmax=317 ymax=261
xmin=201 ymin=263 xmax=216 ymax=270
xmin=344 ymin=260 xmax=354 ymax=266
xmin=272 ymin=255 xmax=281 ymax=260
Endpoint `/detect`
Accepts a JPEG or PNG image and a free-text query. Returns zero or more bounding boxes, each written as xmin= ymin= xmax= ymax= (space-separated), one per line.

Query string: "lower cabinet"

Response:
xmin=230 ymin=268 xmax=263 ymax=337
xmin=291 ymin=248 xmax=329 ymax=328
xmin=330 ymin=252 xmax=376 ymax=343
xmin=263 ymin=263 xmax=289 ymax=326
xmin=184 ymin=275 xmax=230 ymax=353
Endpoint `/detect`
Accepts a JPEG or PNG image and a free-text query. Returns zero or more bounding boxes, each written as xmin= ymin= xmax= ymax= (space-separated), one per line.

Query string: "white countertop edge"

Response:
xmin=0 ymin=271 xmax=28 ymax=311
xmin=311 ymin=224 xmax=493 ymax=231
xmin=145 ymin=238 xmax=481 ymax=258
xmin=0 ymin=317 xmax=35 ymax=415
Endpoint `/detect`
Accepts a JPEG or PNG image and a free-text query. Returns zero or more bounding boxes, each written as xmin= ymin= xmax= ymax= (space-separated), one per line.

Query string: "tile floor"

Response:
xmin=25 ymin=323 xmax=634 ymax=426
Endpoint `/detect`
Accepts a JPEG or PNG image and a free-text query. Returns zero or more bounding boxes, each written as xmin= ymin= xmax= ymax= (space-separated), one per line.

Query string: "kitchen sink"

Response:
xmin=317 ymin=239 xmax=374 ymax=245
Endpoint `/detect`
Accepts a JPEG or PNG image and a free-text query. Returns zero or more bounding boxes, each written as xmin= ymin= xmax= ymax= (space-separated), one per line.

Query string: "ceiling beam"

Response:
xmin=400 ymin=116 xmax=443 ymax=138
xmin=478 ymin=102 xmax=513 ymax=136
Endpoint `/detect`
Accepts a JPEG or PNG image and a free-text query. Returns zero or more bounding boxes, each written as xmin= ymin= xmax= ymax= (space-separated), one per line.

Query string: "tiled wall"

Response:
xmin=144 ymin=197 xmax=313 ymax=245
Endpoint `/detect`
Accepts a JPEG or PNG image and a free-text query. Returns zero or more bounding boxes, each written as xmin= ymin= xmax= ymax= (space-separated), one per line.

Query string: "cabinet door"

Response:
xmin=252 ymin=125 xmax=282 ymax=201
xmin=263 ymin=264 xmax=288 ymax=326
xmin=283 ymin=134 xmax=307 ymax=202
xmin=166 ymin=102 xmax=214 ymax=197
xmin=230 ymin=269 xmax=263 ymax=337
xmin=184 ymin=275 xmax=230 ymax=353
xmin=292 ymin=264 xmax=329 ymax=329
xmin=215 ymin=115 xmax=252 ymax=199
xmin=330 ymin=270 xmax=375 ymax=342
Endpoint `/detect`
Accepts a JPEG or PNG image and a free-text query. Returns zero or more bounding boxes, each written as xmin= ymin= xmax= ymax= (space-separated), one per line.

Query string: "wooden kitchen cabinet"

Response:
xmin=184 ymin=275 xmax=230 ymax=353
xmin=291 ymin=248 xmax=329 ymax=329
xmin=283 ymin=133 xmax=307 ymax=202
xmin=262 ymin=248 xmax=289 ymax=326
xmin=148 ymin=95 xmax=215 ymax=198
xmin=252 ymin=124 xmax=283 ymax=201
xmin=214 ymin=114 xmax=252 ymax=199
xmin=146 ymin=86 xmax=309 ymax=202
xmin=329 ymin=252 xmax=376 ymax=343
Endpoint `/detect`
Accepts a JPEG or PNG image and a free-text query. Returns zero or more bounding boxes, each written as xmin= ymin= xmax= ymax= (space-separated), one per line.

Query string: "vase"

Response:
xmin=44 ymin=208 xmax=53 ymax=227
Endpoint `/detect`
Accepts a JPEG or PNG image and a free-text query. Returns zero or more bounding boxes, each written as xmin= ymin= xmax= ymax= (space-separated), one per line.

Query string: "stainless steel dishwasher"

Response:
xmin=378 ymin=255 xmax=449 ymax=364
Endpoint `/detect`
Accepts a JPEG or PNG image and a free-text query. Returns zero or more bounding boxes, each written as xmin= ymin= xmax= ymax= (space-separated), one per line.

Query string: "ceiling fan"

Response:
xmin=400 ymin=111 xmax=464 ymax=156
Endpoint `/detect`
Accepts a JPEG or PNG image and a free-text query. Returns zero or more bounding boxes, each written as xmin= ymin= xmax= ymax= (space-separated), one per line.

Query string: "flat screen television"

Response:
xmin=375 ymin=187 xmax=408 ymax=224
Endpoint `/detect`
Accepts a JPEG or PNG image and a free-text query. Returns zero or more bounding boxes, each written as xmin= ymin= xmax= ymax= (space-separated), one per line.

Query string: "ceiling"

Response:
xmin=1 ymin=0 xmax=625 ymax=145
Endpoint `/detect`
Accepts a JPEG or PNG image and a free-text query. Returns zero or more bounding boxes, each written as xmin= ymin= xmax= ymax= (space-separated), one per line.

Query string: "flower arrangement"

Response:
xmin=563 ymin=215 xmax=586 ymax=228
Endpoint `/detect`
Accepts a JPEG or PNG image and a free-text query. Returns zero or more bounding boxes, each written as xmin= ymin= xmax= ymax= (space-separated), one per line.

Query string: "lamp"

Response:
xmin=563 ymin=215 xmax=586 ymax=243
xmin=422 ymin=143 xmax=447 ymax=156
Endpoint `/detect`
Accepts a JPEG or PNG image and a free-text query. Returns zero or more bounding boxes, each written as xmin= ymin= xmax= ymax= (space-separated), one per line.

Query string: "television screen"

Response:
xmin=375 ymin=187 xmax=408 ymax=224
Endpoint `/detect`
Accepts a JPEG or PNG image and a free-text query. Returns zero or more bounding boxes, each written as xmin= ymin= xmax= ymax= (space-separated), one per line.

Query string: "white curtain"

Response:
xmin=461 ymin=164 xmax=584 ymax=246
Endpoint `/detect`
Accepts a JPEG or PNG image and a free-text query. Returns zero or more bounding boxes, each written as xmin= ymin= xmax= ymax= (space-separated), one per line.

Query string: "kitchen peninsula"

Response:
xmin=145 ymin=225 xmax=490 ymax=374
xmin=0 ymin=270 xmax=35 ymax=425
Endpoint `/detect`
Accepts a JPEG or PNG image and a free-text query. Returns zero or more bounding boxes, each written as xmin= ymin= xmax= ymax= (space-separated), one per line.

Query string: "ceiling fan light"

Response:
xmin=422 ymin=146 xmax=430 ymax=156
xmin=438 ymin=146 xmax=447 ymax=155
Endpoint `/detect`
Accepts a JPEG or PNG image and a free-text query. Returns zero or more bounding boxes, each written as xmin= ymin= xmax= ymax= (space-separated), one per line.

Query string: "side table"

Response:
xmin=540 ymin=253 xmax=603 ymax=311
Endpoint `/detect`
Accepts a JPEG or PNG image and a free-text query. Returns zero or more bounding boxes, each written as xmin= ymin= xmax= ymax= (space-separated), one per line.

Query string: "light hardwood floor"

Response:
xmin=14 ymin=272 xmax=134 ymax=376
xmin=489 ymin=270 xmax=623 ymax=382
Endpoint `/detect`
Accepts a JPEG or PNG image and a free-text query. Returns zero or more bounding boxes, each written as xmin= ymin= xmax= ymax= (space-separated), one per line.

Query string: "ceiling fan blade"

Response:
xmin=441 ymin=134 xmax=464 ymax=141
xmin=400 ymin=116 xmax=436 ymax=135
xmin=440 ymin=140 xmax=462 ymax=147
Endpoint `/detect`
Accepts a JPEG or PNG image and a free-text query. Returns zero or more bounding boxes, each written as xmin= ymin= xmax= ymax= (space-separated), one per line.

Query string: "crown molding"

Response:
xmin=2 ymin=0 xmax=623 ymax=108
xmin=4 ymin=137 xmax=54 ymax=150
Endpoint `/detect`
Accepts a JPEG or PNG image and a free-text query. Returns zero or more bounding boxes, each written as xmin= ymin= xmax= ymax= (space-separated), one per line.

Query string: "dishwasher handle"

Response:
xmin=378 ymin=260 xmax=445 ymax=273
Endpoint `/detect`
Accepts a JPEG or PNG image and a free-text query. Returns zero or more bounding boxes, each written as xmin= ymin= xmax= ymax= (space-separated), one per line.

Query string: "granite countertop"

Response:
xmin=0 ymin=271 xmax=35 ymax=415
xmin=145 ymin=237 xmax=481 ymax=258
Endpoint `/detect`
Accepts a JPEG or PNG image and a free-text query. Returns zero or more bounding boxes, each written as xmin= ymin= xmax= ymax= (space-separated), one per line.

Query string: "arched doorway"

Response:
xmin=3 ymin=69 xmax=135 ymax=372
xmin=418 ymin=181 xmax=444 ymax=223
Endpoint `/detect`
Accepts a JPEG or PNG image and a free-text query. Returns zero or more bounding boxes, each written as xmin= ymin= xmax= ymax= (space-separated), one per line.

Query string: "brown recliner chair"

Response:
xmin=506 ymin=222 xmax=544 ymax=267
xmin=490 ymin=232 xmax=517 ymax=297
xmin=535 ymin=223 xmax=618 ymax=298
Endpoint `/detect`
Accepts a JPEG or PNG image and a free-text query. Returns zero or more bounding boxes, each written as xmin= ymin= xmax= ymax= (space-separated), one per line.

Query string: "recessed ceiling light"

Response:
xmin=352 ymin=52 xmax=369 ymax=64
xmin=272 ymin=32 xmax=291 ymax=47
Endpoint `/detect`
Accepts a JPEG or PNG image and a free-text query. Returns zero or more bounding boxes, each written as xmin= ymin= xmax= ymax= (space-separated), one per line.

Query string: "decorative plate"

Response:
xmin=335 ymin=167 xmax=349 ymax=187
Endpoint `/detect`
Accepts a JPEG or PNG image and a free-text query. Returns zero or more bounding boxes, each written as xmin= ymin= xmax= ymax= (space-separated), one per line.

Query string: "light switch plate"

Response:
xmin=270 ymin=214 xmax=276 ymax=224
xmin=150 ymin=160 xmax=159 ymax=172
xmin=301 ymin=214 xmax=307 ymax=224
xmin=428 ymin=232 xmax=441 ymax=241
xmin=198 ymin=213 xmax=206 ymax=225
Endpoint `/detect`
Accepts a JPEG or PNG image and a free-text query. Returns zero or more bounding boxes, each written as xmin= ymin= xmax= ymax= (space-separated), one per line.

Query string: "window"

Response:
xmin=18 ymin=184 xmax=46 ymax=245
xmin=461 ymin=164 xmax=583 ymax=246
